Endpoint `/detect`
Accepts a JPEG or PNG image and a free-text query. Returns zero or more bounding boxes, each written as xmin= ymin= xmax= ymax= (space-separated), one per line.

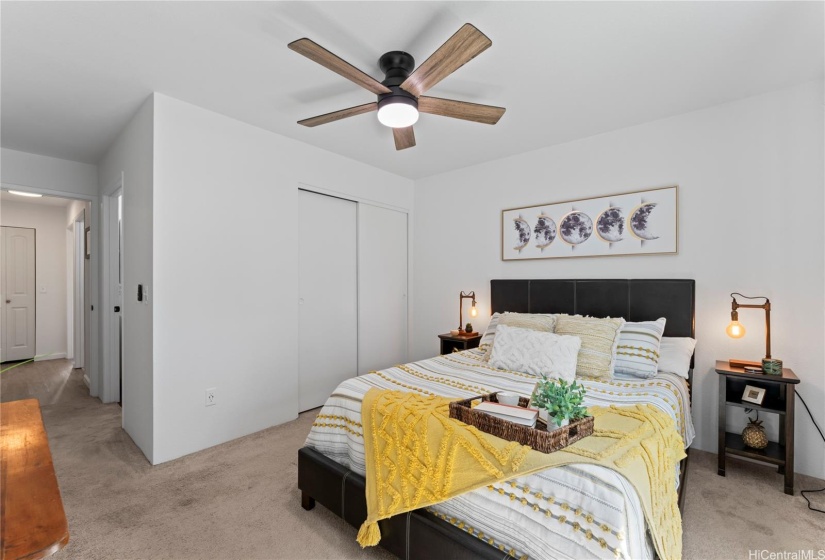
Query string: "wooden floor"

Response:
xmin=1 ymin=398 xmax=70 ymax=559
xmin=0 ymin=359 xmax=80 ymax=406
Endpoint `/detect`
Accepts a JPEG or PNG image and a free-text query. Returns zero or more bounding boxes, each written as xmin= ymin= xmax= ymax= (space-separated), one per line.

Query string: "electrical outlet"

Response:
xmin=205 ymin=388 xmax=216 ymax=407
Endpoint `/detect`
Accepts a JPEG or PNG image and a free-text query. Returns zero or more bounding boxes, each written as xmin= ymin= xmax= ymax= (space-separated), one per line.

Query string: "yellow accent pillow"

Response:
xmin=554 ymin=314 xmax=625 ymax=380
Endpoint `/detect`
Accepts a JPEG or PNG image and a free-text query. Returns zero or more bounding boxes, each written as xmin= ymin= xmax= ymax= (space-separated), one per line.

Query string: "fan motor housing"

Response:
xmin=378 ymin=51 xmax=418 ymax=110
xmin=379 ymin=51 xmax=415 ymax=86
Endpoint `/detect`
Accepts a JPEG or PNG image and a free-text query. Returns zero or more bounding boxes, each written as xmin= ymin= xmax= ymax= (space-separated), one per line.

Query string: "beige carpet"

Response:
xmin=2 ymin=360 xmax=823 ymax=559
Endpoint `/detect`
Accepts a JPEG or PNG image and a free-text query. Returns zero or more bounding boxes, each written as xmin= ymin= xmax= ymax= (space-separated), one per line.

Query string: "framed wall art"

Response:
xmin=501 ymin=186 xmax=678 ymax=261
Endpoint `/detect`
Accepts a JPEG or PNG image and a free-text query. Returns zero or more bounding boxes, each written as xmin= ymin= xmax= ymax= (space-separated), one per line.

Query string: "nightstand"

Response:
xmin=438 ymin=333 xmax=481 ymax=355
xmin=716 ymin=360 xmax=800 ymax=495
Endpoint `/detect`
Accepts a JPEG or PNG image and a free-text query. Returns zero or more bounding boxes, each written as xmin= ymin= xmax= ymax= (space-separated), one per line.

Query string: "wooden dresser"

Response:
xmin=1 ymin=399 xmax=69 ymax=559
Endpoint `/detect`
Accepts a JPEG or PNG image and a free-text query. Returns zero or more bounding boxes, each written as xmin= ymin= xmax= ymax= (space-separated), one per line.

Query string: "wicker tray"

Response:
xmin=449 ymin=392 xmax=594 ymax=454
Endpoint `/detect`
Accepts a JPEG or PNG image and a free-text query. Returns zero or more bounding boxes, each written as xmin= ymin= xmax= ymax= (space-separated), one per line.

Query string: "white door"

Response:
xmin=1 ymin=226 xmax=36 ymax=362
xmin=105 ymin=190 xmax=123 ymax=403
xmin=358 ymin=204 xmax=408 ymax=373
xmin=298 ymin=190 xmax=358 ymax=412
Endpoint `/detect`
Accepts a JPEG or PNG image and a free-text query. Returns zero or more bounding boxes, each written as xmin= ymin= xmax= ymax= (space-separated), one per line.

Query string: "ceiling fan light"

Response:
xmin=377 ymin=98 xmax=419 ymax=129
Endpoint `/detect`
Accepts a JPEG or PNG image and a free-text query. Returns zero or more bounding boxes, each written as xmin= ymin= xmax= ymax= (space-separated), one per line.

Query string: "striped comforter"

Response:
xmin=305 ymin=348 xmax=694 ymax=560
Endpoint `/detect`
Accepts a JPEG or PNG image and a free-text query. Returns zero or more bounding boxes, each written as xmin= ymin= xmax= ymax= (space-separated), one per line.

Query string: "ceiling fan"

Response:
xmin=288 ymin=23 xmax=506 ymax=151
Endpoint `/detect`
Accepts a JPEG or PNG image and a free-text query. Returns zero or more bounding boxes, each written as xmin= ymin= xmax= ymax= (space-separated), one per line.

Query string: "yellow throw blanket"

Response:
xmin=358 ymin=389 xmax=686 ymax=559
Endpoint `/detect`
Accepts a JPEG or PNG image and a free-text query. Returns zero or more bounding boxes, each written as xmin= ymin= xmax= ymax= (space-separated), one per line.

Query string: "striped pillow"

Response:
xmin=554 ymin=314 xmax=625 ymax=380
xmin=478 ymin=313 xmax=501 ymax=357
xmin=613 ymin=318 xmax=667 ymax=378
xmin=481 ymin=312 xmax=557 ymax=361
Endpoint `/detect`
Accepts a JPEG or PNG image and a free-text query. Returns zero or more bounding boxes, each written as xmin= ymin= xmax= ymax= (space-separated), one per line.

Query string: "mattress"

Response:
xmin=305 ymin=348 xmax=694 ymax=560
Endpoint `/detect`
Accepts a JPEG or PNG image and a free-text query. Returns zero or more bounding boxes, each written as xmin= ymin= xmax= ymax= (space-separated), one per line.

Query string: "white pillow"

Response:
xmin=613 ymin=318 xmax=667 ymax=378
xmin=488 ymin=324 xmax=581 ymax=381
xmin=657 ymin=337 xmax=697 ymax=379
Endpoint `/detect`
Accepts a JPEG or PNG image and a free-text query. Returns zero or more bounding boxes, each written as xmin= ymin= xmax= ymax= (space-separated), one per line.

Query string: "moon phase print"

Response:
xmin=512 ymin=216 xmax=531 ymax=251
xmin=501 ymin=186 xmax=677 ymax=260
xmin=596 ymin=207 xmax=625 ymax=242
xmin=559 ymin=211 xmax=593 ymax=244
xmin=533 ymin=214 xmax=556 ymax=249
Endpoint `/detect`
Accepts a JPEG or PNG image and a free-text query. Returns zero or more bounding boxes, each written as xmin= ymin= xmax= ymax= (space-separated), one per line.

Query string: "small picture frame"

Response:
xmin=741 ymin=385 xmax=766 ymax=406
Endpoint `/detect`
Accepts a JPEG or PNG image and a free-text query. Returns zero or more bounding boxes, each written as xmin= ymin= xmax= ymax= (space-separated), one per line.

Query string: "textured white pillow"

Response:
xmin=614 ymin=318 xmax=667 ymax=378
xmin=657 ymin=337 xmax=697 ymax=379
xmin=488 ymin=324 xmax=581 ymax=381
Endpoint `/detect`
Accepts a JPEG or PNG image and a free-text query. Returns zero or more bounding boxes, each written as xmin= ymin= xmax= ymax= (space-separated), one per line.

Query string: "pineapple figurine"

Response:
xmin=742 ymin=416 xmax=768 ymax=449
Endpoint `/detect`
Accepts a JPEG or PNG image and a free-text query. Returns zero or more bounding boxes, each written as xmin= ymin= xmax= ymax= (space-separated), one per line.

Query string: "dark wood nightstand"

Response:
xmin=716 ymin=360 xmax=800 ymax=495
xmin=438 ymin=333 xmax=481 ymax=355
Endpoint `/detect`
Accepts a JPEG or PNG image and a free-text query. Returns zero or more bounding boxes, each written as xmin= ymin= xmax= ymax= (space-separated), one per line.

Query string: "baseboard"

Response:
xmin=34 ymin=352 xmax=67 ymax=362
xmin=83 ymin=374 xmax=91 ymax=388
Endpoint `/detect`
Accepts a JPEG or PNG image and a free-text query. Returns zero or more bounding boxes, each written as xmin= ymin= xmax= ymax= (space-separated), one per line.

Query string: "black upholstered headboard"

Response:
xmin=491 ymin=279 xmax=696 ymax=369
xmin=490 ymin=279 xmax=694 ymax=336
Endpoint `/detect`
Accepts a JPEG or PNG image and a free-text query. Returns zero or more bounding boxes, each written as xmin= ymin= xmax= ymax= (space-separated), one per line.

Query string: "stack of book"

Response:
xmin=474 ymin=402 xmax=538 ymax=427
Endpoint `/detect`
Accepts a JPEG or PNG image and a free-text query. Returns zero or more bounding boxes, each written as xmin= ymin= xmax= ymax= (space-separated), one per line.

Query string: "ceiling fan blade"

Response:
xmin=419 ymin=96 xmax=505 ymax=125
xmin=400 ymin=24 xmax=491 ymax=98
xmin=298 ymin=102 xmax=377 ymax=127
xmin=289 ymin=38 xmax=391 ymax=95
xmin=392 ymin=126 xmax=416 ymax=150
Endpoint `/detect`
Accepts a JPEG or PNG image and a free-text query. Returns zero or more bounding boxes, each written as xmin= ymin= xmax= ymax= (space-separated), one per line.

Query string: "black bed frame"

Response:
xmin=299 ymin=279 xmax=695 ymax=560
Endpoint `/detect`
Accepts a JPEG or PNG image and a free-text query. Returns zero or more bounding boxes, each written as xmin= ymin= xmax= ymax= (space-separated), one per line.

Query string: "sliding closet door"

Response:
xmin=358 ymin=204 xmax=408 ymax=374
xmin=298 ymin=190 xmax=358 ymax=412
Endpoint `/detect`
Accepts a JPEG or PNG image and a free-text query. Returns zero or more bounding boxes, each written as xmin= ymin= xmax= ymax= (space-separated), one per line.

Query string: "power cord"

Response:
xmin=795 ymin=389 xmax=824 ymax=514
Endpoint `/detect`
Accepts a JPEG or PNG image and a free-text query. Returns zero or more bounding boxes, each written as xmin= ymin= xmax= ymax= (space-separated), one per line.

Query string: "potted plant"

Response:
xmin=531 ymin=376 xmax=587 ymax=430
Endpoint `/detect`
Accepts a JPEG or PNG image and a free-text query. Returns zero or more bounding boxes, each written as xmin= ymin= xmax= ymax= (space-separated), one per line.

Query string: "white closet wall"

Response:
xmin=358 ymin=204 xmax=408 ymax=374
xmin=298 ymin=190 xmax=358 ymax=411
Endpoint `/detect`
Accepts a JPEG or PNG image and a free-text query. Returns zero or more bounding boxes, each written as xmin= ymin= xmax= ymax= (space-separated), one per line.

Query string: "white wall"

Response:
xmin=151 ymin=94 xmax=414 ymax=464
xmin=98 ymin=96 xmax=155 ymax=462
xmin=1 ymin=148 xmax=98 ymax=197
xmin=1 ymin=200 xmax=69 ymax=360
xmin=412 ymin=80 xmax=825 ymax=479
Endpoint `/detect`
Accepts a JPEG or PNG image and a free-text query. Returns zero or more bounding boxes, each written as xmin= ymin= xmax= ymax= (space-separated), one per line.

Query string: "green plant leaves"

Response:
xmin=530 ymin=375 xmax=587 ymax=423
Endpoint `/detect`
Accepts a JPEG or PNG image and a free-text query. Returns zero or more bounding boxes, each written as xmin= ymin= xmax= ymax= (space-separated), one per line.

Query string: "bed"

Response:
xmin=299 ymin=279 xmax=695 ymax=560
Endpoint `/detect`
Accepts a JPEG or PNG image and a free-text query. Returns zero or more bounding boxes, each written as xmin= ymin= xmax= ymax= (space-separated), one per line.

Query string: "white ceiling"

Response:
xmin=2 ymin=1 xmax=822 ymax=180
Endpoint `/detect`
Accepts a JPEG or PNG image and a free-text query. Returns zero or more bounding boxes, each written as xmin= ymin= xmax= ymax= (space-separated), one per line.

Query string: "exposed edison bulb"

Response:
xmin=470 ymin=305 xmax=478 ymax=318
xmin=726 ymin=320 xmax=746 ymax=339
